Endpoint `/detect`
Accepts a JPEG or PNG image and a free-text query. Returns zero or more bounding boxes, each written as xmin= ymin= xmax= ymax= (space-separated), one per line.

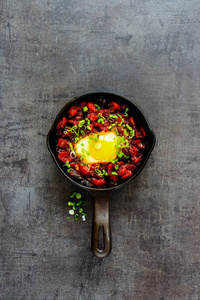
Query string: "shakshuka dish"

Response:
xmin=56 ymin=97 xmax=147 ymax=188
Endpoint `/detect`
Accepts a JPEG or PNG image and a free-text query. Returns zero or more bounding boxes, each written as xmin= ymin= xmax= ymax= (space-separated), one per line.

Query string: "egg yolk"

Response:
xmin=75 ymin=131 xmax=117 ymax=163
xmin=89 ymin=133 xmax=117 ymax=162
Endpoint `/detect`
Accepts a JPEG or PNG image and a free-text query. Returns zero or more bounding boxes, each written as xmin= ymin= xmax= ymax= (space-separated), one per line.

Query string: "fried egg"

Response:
xmin=75 ymin=131 xmax=118 ymax=164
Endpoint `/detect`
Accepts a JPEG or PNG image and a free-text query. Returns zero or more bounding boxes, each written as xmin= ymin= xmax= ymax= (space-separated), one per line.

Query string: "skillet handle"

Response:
xmin=92 ymin=190 xmax=112 ymax=258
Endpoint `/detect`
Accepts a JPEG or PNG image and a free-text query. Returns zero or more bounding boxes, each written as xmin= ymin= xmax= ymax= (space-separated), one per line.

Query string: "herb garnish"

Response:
xmin=95 ymin=166 xmax=108 ymax=176
xmin=111 ymin=172 xmax=118 ymax=176
xmin=124 ymin=108 xmax=129 ymax=117
xmin=83 ymin=106 xmax=88 ymax=112
xmin=95 ymin=104 xmax=100 ymax=110
xmin=97 ymin=113 xmax=106 ymax=124
xmin=68 ymin=192 xmax=87 ymax=221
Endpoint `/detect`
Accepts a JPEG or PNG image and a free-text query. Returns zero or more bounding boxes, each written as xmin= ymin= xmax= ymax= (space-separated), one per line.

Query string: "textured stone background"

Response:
xmin=0 ymin=0 xmax=200 ymax=299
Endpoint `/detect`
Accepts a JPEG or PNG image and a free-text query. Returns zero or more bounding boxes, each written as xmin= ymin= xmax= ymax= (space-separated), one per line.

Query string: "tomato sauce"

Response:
xmin=56 ymin=97 xmax=147 ymax=188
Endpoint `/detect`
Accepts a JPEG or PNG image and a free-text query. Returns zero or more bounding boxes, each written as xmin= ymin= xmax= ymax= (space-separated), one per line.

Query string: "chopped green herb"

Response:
xmin=88 ymin=140 xmax=95 ymax=145
xmin=117 ymin=113 xmax=123 ymax=119
xmin=70 ymin=125 xmax=78 ymax=134
xmin=111 ymin=172 xmax=118 ymax=176
xmin=78 ymin=120 xmax=85 ymax=128
xmin=124 ymin=155 xmax=130 ymax=159
xmin=124 ymin=129 xmax=129 ymax=136
xmin=114 ymin=129 xmax=119 ymax=136
xmin=81 ymin=148 xmax=90 ymax=157
xmin=97 ymin=113 xmax=105 ymax=124
xmin=115 ymin=135 xmax=129 ymax=150
xmin=76 ymin=193 xmax=82 ymax=200
xmin=108 ymin=114 xmax=118 ymax=122
xmin=109 ymin=114 xmax=118 ymax=119
xmin=115 ymin=165 xmax=119 ymax=170
xmin=125 ymin=140 xmax=129 ymax=147
xmin=65 ymin=160 xmax=71 ymax=168
xmin=124 ymin=108 xmax=129 ymax=117
xmin=68 ymin=192 xmax=87 ymax=221
xmin=70 ymin=192 xmax=77 ymax=198
xmin=89 ymin=133 xmax=99 ymax=142
xmin=126 ymin=124 xmax=132 ymax=131
xmin=108 ymin=122 xmax=118 ymax=130
xmin=119 ymin=119 xmax=124 ymax=126
xmin=110 ymin=158 xmax=119 ymax=164
xmin=74 ymin=214 xmax=79 ymax=220
xmin=95 ymin=104 xmax=100 ymax=110
xmin=74 ymin=136 xmax=80 ymax=143
xmin=63 ymin=126 xmax=71 ymax=134
xmin=98 ymin=118 xmax=104 ymax=124
xmin=69 ymin=143 xmax=74 ymax=152
xmin=117 ymin=151 xmax=124 ymax=158
xmin=80 ymin=130 xmax=85 ymax=135
xmin=85 ymin=118 xmax=90 ymax=126
xmin=83 ymin=106 xmax=88 ymax=112
xmin=95 ymin=166 xmax=108 ymax=176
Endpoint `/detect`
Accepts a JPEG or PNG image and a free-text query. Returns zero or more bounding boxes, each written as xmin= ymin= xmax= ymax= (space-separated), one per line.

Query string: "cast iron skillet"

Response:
xmin=47 ymin=91 xmax=156 ymax=258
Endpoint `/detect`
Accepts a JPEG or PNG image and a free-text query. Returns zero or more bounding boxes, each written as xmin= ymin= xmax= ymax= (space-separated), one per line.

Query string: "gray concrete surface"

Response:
xmin=1 ymin=0 xmax=200 ymax=299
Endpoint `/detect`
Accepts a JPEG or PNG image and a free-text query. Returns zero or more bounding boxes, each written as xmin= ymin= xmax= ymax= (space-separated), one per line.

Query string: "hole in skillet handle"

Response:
xmin=47 ymin=91 xmax=156 ymax=258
